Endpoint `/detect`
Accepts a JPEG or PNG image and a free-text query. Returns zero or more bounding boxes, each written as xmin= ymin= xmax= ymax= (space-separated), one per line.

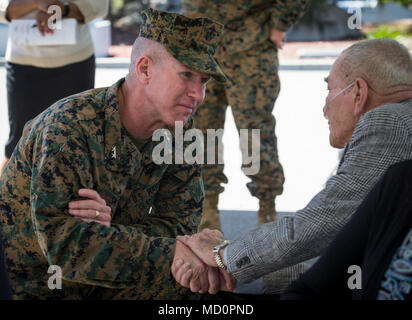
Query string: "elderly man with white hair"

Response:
xmin=174 ymin=38 xmax=412 ymax=296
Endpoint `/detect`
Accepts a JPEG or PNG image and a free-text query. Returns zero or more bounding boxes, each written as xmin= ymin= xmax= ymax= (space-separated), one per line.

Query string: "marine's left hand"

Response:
xmin=172 ymin=241 xmax=236 ymax=294
xmin=68 ymin=189 xmax=112 ymax=227
xmin=269 ymin=28 xmax=286 ymax=49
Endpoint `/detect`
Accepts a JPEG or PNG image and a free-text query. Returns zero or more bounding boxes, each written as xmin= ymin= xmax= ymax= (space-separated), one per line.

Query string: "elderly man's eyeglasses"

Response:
xmin=324 ymin=81 xmax=355 ymax=110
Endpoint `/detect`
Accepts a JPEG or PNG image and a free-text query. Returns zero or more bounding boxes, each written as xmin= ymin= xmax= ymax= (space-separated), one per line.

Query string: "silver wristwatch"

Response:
xmin=213 ymin=239 xmax=230 ymax=270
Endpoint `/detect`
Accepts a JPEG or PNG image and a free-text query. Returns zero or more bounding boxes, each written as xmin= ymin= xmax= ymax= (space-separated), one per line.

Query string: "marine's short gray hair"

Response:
xmin=128 ymin=37 xmax=171 ymax=74
xmin=339 ymin=39 xmax=412 ymax=91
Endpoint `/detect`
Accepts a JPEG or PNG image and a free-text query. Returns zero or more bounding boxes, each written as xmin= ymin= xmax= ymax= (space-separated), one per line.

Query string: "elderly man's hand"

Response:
xmin=217 ymin=268 xmax=236 ymax=292
xmin=172 ymin=241 xmax=210 ymax=293
xmin=197 ymin=266 xmax=235 ymax=294
xmin=269 ymin=28 xmax=286 ymax=49
xmin=177 ymin=229 xmax=224 ymax=267
xmin=172 ymin=241 xmax=236 ymax=294
xmin=68 ymin=189 xmax=112 ymax=227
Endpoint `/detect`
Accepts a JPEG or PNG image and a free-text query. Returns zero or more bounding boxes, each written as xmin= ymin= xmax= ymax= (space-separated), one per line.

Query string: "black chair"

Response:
xmin=0 ymin=230 xmax=12 ymax=300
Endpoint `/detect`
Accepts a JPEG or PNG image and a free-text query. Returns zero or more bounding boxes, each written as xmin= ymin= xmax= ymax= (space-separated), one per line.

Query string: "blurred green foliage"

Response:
xmin=366 ymin=25 xmax=403 ymax=39
xmin=365 ymin=24 xmax=412 ymax=39
xmin=378 ymin=0 xmax=411 ymax=7
xmin=109 ymin=0 xmax=150 ymax=17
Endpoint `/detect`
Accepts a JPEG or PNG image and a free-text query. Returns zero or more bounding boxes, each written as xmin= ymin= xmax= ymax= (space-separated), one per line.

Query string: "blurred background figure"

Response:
xmin=0 ymin=0 xmax=109 ymax=174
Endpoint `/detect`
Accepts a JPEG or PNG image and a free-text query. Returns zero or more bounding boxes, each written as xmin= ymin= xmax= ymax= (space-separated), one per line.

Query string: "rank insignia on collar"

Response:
xmin=111 ymin=146 xmax=117 ymax=160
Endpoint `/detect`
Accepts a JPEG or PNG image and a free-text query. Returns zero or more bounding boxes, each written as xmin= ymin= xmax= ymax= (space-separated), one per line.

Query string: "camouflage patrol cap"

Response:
xmin=139 ymin=8 xmax=226 ymax=83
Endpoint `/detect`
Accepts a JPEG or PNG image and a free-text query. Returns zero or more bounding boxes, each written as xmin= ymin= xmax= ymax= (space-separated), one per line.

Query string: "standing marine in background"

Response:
xmin=182 ymin=0 xmax=311 ymax=230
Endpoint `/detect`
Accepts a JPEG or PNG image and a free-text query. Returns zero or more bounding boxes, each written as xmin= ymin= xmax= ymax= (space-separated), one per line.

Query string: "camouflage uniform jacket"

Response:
xmin=0 ymin=78 xmax=204 ymax=299
xmin=183 ymin=0 xmax=310 ymax=56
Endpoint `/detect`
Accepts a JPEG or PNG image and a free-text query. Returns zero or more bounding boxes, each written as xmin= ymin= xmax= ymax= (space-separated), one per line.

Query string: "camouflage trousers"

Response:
xmin=193 ymin=40 xmax=285 ymax=200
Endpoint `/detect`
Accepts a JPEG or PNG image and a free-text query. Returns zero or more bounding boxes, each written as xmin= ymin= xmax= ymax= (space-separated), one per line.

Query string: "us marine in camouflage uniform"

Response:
xmin=0 ymin=8 xmax=227 ymax=299
xmin=183 ymin=0 xmax=310 ymax=229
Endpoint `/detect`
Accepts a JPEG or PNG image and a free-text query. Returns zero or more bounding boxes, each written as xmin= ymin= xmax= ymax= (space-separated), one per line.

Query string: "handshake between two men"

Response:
xmin=68 ymin=188 xmax=236 ymax=295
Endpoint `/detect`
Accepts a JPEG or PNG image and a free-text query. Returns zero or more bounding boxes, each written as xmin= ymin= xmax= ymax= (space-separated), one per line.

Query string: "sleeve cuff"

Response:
xmin=269 ymin=16 xmax=291 ymax=32
xmin=224 ymin=247 xmax=265 ymax=294
xmin=223 ymin=246 xmax=229 ymax=267
xmin=268 ymin=0 xmax=311 ymax=32
xmin=225 ymin=237 xmax=255 ymax=275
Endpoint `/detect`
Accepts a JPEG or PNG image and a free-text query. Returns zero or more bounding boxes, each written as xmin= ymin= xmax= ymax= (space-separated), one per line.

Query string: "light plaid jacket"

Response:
xmin=226 ymin=99 xmax=412 ymax=294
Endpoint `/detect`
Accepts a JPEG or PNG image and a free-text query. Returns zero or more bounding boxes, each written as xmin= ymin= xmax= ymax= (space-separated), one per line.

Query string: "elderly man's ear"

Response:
xmin=134 ymin=56 xmax=153 ymax=84
xmin=353 ymin=78 xmax=369 ymax=117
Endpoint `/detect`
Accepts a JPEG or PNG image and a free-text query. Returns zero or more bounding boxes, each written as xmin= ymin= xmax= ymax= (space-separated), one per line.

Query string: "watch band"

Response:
xmin=63 ymin=2 xmax=70 ymax=17
xmin=213 ymin=240 xmax=230 ymax=270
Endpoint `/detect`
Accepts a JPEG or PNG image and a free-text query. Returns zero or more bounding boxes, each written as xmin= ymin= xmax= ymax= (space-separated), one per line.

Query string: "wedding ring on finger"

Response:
xmin=95 ymin=210 xmax=100 ymax=219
